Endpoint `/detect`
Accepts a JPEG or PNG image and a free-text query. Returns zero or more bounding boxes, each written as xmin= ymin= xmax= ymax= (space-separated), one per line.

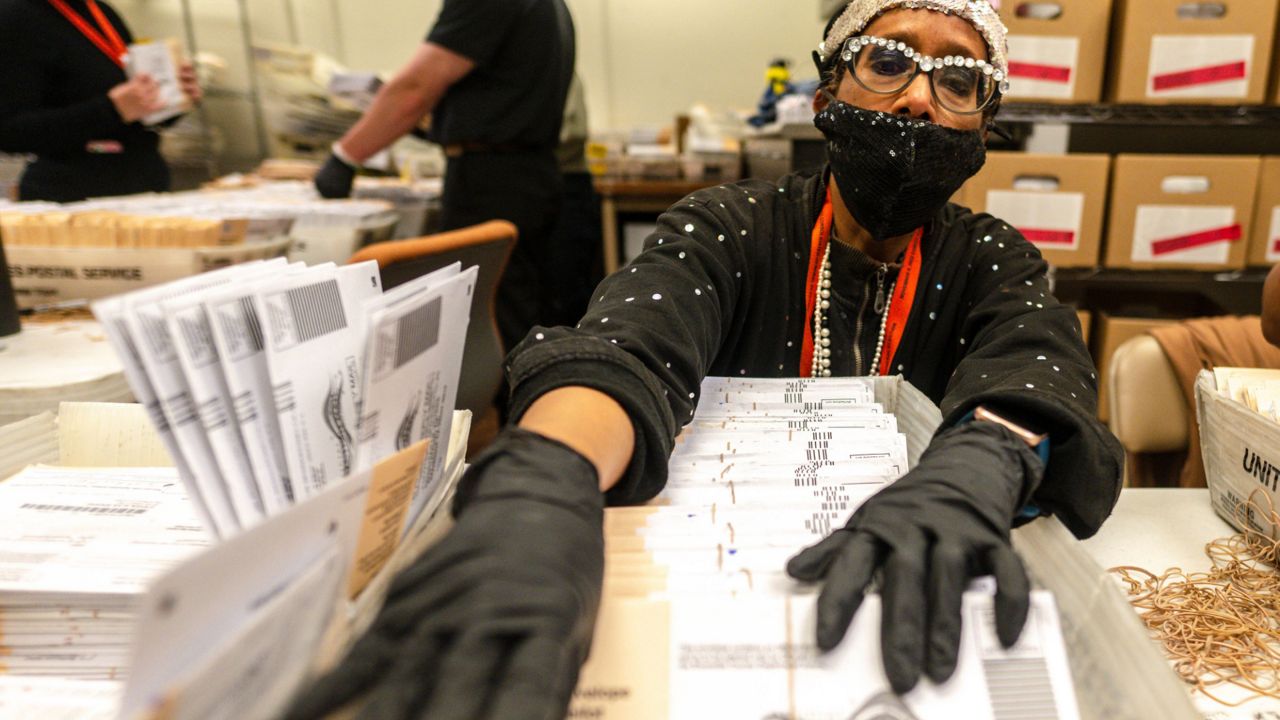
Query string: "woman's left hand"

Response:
xmin=178 ymin=62 xmax=202 ymax=106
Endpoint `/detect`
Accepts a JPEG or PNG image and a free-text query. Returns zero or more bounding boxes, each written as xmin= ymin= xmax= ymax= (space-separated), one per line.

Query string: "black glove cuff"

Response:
xmin=927 ymin=421 xmax=1046 ymax=517
xmin=452 ymin=428 xmax=603 ymax=522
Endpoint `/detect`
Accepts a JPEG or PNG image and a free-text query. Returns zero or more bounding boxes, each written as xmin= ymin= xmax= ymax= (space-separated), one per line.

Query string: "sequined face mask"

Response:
xmin=814 ymin=99 xmax=987 ymax=241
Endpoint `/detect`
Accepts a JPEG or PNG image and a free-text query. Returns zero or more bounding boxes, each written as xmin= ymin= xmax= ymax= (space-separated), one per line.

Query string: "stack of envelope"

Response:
xmin=92 ymin=257 xmax=475 ymax=539
xmin=1215 ymin=367 xmax=1280 ymax=423
xmin=574 ymin=376 xmax=1084 ymax=719
xmin=0 ymin=466 xmax=210 ymax=681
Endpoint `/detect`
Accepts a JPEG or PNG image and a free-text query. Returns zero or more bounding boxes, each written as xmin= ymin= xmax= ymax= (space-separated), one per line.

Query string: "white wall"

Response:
xmin=572 ymin=0 xmax=826 ymax=132
xmin=114 ymin=0 xmax=829 ymax=149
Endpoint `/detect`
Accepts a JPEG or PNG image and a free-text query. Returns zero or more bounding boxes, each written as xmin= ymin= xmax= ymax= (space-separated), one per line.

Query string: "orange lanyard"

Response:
xmin=48 ymin=0 xmax=127 ymax=68
xmin=801 ymin=188 xmax=923 ymax=378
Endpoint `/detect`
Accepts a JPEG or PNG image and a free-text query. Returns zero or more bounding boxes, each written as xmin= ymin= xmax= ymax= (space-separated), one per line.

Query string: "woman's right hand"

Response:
xmin=108 ymin=74 xmax=164 ymax=123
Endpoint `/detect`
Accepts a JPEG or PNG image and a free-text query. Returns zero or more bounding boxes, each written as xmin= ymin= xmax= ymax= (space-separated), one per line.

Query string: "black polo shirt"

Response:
xmin=425 ymin=0 xmax=575 ymax=150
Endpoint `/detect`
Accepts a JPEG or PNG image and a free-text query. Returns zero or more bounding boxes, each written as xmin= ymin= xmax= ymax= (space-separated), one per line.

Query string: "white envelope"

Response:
xmin=357 ymin=266 xmax=475 ymax=528
xmin=258 ymin=261 xmax=383 ymax=499
xmin=200 ymin=265 xmax=310 ymax=516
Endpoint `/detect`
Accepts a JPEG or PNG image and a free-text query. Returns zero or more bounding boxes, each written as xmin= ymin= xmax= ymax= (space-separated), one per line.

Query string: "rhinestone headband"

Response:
xmin=819 ymin=0 xmax=1008 ymax=77
xmin=843 ymin=35 xmax=1010 ymax=94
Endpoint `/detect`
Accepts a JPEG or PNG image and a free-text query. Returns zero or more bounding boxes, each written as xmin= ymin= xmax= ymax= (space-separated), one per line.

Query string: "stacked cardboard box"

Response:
xmin=1108 ymin=0 xmax=1280 ymax=104
xmin=999 ymin=0 xmax=1114 ymax=103
xmin=1104 ymin=154 xmax=1260 ymax=271
xmin=961 ymin=152 xmax=1111 ymax=268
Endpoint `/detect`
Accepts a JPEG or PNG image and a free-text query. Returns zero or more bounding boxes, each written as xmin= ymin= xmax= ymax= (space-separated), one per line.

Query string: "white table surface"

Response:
xmin=1079 ymin=488 xmax=1280 ymax=718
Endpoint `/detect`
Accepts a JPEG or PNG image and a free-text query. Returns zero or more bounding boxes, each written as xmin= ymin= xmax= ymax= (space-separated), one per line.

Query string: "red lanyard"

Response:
xmin=801 ymin=188 xmax=923 ymax=378
xmin=48 ymin=0 xmax=127 ymax=68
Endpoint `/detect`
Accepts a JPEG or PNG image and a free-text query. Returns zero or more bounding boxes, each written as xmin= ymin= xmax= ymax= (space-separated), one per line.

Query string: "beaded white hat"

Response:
xmin=818 ymin=0 xmax=1008 ymax=77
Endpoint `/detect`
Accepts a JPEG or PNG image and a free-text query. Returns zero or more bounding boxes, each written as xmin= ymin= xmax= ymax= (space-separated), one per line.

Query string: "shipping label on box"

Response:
xmin=986 ymin=190 xmax=1085 ymax=252
xmin=1268 ymin=207 xmax=1280 ymax=263
xmin=1006 ymin=35 xmax=1079 ymax=100
xmin=1130 ymin=205 xmax=1240 ymax=264
xmin=1147 ymin=35 xmax=1255 ymax=99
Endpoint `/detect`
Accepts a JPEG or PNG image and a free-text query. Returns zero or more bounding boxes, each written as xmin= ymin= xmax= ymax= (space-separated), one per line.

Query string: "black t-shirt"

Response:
xmin=425 ymin=0 xmax=574 ymax=149
xmin=0 ymin=0 xmax=169 ymax=200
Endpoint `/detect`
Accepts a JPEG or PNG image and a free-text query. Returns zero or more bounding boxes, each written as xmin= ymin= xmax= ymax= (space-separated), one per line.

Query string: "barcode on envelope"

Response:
xmin=975 ymin=603 xmax=1058 ymax=719
xmin=983 ymin=657 xmax=1058 ymax=719
xmin=217 ymin=296 xmax=265 ymax=356
xmin=177 ymin=315 xmax=219 ymax=368
xmin=394 ymin=297 xmax=442 ymax=369
xmin=286 ymin=280 xmax=347 ymax=343
xmin=19 ymin=503 xmax=147 ymax=516
xmin=140 ymin=315 xmax=177 ymax=362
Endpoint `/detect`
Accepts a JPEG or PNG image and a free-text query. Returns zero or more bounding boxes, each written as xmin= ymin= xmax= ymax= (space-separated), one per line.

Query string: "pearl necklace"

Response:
xmin=809 ymin=242 xmax=895 ymax=378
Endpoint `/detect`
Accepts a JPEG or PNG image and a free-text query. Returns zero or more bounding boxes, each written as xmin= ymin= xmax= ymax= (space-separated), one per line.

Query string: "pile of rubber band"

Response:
xmin=1111 ymin=493 xmax=1280 ymax=705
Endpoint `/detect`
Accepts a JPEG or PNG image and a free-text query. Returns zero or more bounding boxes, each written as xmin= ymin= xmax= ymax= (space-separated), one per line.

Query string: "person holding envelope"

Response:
xmin=0 ymin=0 xmax=201 ymax=201
xmin=289 ymin=2 xmax=1124 ymax=718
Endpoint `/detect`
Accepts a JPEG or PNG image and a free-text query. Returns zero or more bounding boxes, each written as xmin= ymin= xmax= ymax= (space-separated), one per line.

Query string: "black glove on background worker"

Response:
xmin=314 ymin=150 xmax=357 ymax=199
xmin=286 ymin=428 xmax=604 ymax=720
xmin=787 ymin=421 xmax=1045 ymax=694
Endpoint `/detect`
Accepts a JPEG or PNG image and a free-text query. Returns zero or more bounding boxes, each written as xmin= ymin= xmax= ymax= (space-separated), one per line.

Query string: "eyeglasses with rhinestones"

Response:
xmin=840 ymin=35 xmax=1009 ymax=116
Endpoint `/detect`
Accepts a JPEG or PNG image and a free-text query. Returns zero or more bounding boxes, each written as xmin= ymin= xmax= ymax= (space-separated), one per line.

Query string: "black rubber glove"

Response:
xmin=786 ymin=421 xmax=1045 ymax=694
xmin=286 ymin=428 xmax=604 ymax=720
xmin=314 ymin=151 xmax=356 ymax=199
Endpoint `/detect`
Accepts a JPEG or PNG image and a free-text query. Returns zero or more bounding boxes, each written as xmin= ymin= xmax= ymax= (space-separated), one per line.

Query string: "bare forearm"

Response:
xmin=518 ymin=387 xmax=635 ymax=492
xmin=1264 ymin=264 xmax=1280 ymax=347
xmin=337 ymin=79 xmax=435 ymax=163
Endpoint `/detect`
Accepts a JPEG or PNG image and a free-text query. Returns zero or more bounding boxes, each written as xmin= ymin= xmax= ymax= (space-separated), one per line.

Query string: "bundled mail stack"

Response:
xmin=1214 ymin=367 xmax=1280 ymax=424
xmin=0 ymin=466 xmax=210 ymax=681
xmin=574 ymin=377 xmax=1083 ymax=719
xmin=93 ymin=257 xmax=475 ymax=538
xmin=0 ymin=188 xmax=398 ymax=249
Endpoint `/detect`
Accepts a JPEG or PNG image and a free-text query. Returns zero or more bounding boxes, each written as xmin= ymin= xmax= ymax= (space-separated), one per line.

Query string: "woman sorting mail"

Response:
xmin=289 ymin=2 xmax=1124 ymax=718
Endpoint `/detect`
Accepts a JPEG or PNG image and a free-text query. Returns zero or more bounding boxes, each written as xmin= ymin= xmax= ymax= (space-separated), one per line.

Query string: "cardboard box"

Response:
xmin=1108 ymin=0 xmax=1280 ymax=104
xmin=1196 ymin=371 xmax=1280 ymax=536
xmin=1104 ymin=154 xmax=1259 ymax=271
xmin=998 ymin=0 xmax=1113 ymax=103
xmin=1095 ymin=315 xmax=1179 ymax=422
xmin=1077 ymin=309 xmax=1092 ymax=345
xmin=5 ymin=238 xmax=291 ymax=309
xmin=961 ymin=152 xmax=1110 ymax=268
xmin=1248 ymin=157 xmax=1280 ymax=267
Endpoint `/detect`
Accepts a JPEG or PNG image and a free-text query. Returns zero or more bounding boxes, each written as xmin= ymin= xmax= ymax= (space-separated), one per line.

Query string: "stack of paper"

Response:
xmin=0 ymin=412 xmax=59 ymax=481
xmin=92 ymin=258 xmax=474 ymax=538
xmin=0 ymin=466 xmax=211 ymax=680
xmin=573 ymin=376 xmax=1082 ymax=719
xmin=0 ymin=320 xmax=131 ymax=426
xmin=1214 ymin=367 xmax=1280 ymax=423
xmin=0 ymin=408 xmax=472 ymax=717
xmin=0 ymin=676 xmax=120 ymax=719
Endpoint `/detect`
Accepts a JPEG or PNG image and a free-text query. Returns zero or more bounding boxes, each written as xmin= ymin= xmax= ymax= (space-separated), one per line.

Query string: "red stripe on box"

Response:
xmin=1152 ymin=61 xmax=1247 ymax=91
xmin=1272 ymin=237 xmax=1280 ymax=254
xmin=1007 ymin=61 xmax=1072 ymax=84
xmin=1150 ymin=224 xmax=1243 ymax=256
xmin=1020 ymin=228 xmax=1076 ymax=246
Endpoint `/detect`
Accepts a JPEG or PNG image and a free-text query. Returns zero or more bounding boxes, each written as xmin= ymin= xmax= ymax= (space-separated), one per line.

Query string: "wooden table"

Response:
xmin=594 ymin=179 xmax=716 ymax=275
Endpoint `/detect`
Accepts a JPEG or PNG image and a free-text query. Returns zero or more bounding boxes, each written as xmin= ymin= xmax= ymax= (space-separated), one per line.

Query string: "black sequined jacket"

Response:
xmin=506 ymin=169 xmax=1123 ymax=538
